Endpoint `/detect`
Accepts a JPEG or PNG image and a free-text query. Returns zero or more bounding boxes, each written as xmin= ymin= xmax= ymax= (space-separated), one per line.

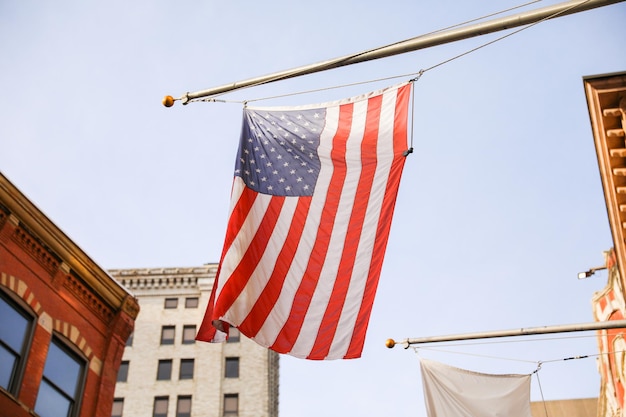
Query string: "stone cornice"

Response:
xmin=584 ymin=72 xmax=626 ymax=284
xmin=109 ymin=265 xmax=218 ymax=291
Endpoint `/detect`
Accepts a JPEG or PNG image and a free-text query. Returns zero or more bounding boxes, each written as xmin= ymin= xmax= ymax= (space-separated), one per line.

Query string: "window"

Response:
xmin=125 ymin=331 xmax=133 ymax=347
xmin=179 ymin=359 xmax=194 ymax=380
xmin=176 ymin=396 xmax=192 ymax=417
xmin=164 ymin=298 xmax=178 ymax=309
xmin=226 ymin=327 xmax=240 ymax=343
xmin=184 ymin=297 xmax=198 ymax=308
xmin=34 ymin=337 xmax=86 ymax=417
xmin=182 ymin=325 xmax=196 ymax=344
xmin=0 ymin=291 xmax=33 ymax=395
xmin=157 ymin=359 xmax=172 ymax=380
xmin=112 ymin=398 xmax=124 ymax=417
xmin=223 ymin=394 xmax=238 ymax=416
xmin=225 ymin=357 xmax=239 ymax=378
xmin=117 ymin=361 xmax=129 ymax=382
xmin=161 ymin=326 xmax=175 ymax=345
xmin=153 ymin=396 xmax=169 ymax=417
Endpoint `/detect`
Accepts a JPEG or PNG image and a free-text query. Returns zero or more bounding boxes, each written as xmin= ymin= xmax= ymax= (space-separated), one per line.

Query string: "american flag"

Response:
xmin=197 ymin=82 xmax=412 ymax=360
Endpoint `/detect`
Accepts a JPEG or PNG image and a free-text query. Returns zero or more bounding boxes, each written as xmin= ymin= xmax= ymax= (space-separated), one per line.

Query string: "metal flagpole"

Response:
xmin=384 ymin=319 xmax=626 ymax=348
xmin=163 ymin=0 xmax=625 ymax=107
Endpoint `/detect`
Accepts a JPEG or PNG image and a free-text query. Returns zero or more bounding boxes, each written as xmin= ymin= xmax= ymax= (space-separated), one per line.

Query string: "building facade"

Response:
xmin=530 ymin=398 xmax=597 ymax=417
xmin=584 ymin=71 xmax=626 ymax=416
xmin=109 ymin=266 xmax=279 ymax=417
xmin=0 ymin=172 xmax=139 ymax=417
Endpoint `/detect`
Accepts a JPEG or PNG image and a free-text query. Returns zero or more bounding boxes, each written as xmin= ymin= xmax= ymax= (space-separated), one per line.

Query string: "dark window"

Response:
xmin=161 ymin=326 xmax=175 ymax=345
xmin=125 ymin=331 xmax=133 ymax=347
xmin=184 ymin=297 xmax=198 ymax=308
xmin=225 ymin=357 xmax=239 ymax=378
xmin=182 ymin=325 xmax=196 ymax=344
xmin=112 ymin=398 xmax=124 ymax=417
xmin=179 ymin=359 xmax=194 ymax=380
xmin=226 ymin=327 xmax=240 ymax=343
xmin=117 ymin=361 xmax=129 ymax=382
xmin=223 ymin=394 xmax=238 ymax=416
xmin=157 ymin=359 xmax=172 ymax=380
xmin=153 ymin=396 xmax=169 ymax=417
xmin=176 ymin=396 xmax=192 ymax=417
xmin=34 ymin=337 xmax=86 ymax=417
xmin=0 ymin=291 xmax=33 ymax=395
xmin=164 ymin=298 xmax=178 ymax=309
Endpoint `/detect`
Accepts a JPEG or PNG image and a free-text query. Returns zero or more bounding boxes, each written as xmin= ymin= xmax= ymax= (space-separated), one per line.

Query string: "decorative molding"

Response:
xmin=1 ymin=271 xmax=43 ymax=316
xmin=110 ymin=265 xmax=218 ymax=291
xmin=64 ymin=272 xmax=114 ymax=323
xmin=11 ymin=225 xmax=60 ymax=276
xmin=53 ymin=319 xmax=102 ymax=376
xmin=1 ymin=173 xmax=136 ymax=311
xmin=585 ymin=73 xmax=626 ymax=282
xmin=121 ymin=295 xmax=140 ymax=318
xmin=0 ymin=202 xmax=9 ymax=230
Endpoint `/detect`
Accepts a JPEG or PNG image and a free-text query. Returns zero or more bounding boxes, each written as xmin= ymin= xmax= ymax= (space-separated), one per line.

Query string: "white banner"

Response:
xmin=420 ymin=359 xmax=532 ymax=417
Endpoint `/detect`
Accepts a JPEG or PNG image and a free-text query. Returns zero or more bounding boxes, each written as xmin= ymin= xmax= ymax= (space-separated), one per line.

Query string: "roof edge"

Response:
xmin=0 ymin=171 xmax=137 ymax=318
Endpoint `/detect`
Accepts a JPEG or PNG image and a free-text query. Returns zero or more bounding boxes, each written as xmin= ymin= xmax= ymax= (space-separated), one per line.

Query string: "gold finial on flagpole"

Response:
xmin=385 ymin=339 xmax=395 ymax=348
xmin=162 ymin=95 xmax=175 ymax=107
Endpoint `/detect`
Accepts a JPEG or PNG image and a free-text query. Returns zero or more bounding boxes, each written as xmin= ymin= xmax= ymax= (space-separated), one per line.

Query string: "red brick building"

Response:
xmin=584 ymin=71 xmax=626 ymax=416
xmin=0 ymin=172 xmax=139 ymax=417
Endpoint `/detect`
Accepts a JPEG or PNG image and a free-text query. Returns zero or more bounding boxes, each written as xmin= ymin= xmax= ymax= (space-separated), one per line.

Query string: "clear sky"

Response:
xmin=1 ymin=1 xmax=625 ymax=416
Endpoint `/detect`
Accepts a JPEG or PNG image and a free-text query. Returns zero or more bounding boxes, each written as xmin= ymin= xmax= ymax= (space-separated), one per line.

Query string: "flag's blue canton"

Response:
xmin=234 ymin=107 xmax=326 ymax=197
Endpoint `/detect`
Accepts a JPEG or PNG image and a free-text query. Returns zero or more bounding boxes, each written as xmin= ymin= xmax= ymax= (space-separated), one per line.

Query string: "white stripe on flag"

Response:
xmin=215 ymin=182 xmax=269 ymax=299
xmin=327 ymin=86 xmax=401 ymax=358
xmin=290 ymin=98 xmax=368 ymax=356
xmin=223 ymin=190 xmax=300 ymax=325
xmin=254 ymin=103 xmax=341 ymax=349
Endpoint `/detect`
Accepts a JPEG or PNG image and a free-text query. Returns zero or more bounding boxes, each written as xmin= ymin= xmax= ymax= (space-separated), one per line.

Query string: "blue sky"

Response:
xmin=1 ymin=1 xmax=625 ymax=416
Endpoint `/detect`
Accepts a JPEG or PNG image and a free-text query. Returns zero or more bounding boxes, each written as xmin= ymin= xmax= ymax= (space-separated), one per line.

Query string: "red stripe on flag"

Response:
xmin=307 ymin=95 xmax=383 ymax=359
xmin=270 ymin=103 xmax=354 ymax=354
xmin=238 ymin=197 xmax=313 ymax=336
xmin=344 ymin=83 xmax=411 ymax=358
xmin=196 ymin=184 xmax=258 ymax=342
xmin=213 ymin=191 xmax=286 ymax=318
xmin=221 ymin=185 xmax=256 ymax=260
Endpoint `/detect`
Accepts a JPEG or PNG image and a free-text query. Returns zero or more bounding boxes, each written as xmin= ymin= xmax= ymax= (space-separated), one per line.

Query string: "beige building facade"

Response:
xmin=530 ymin=398 xmax=597 ymax=417
xmin=110 ymin=265 xmax=279 ymax=417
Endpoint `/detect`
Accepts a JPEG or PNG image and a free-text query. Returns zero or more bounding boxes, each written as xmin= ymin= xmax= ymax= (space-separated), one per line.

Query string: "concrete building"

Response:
xmin=0 ymin=172 xmax=139 ymax=417
xmin=109 ymin=266 xmax=279 ymax=417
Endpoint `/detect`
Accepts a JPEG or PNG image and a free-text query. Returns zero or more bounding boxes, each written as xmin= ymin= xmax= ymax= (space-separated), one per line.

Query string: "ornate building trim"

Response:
xmin=64 ymin=270 xmax=114 ymax=322
xmin=111 ymin=266 xmax=217 ymax=290
xmin=11 ymin=224 xmax=60 ymax=277
xmin=1 ymin=271 xmax=43 ymax=316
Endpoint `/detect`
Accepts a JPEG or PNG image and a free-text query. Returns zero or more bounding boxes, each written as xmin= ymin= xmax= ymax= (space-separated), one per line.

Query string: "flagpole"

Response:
xmin=385 ymin=319 xmax=626 ymax=348
xmin=163 ymin=0 xmax=625 ymax=107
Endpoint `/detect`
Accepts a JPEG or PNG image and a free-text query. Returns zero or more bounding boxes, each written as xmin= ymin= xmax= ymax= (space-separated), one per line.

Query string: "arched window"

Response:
xmin=0 ymin=290 xmax=34 ymax=396
xmin=34 ymin=336 xmax=87 ymax=417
